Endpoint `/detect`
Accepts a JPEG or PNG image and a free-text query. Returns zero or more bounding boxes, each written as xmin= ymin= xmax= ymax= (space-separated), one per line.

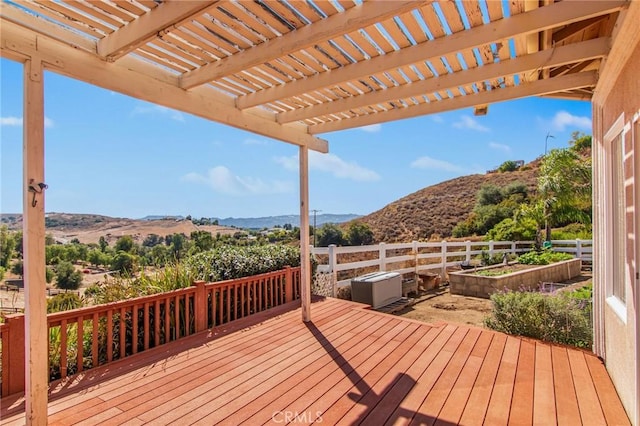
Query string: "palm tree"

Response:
xmin=538 ymin=148 xmax=592 ymax=241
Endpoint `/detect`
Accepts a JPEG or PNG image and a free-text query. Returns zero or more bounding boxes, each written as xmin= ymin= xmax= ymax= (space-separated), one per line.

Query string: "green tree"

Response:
xmin=0 ymin=226 xmax=15 ymax=268
xmin=190 ymin=230 xmax=214 ymax=252
xmin=0 ymin=266 xmax=5 ymax=281
xmin=111 ymin=252 xmax=137 ymax=274
xmin=142 ymin=233 xmax=163 ymax=247
xmin=45 ymin=266 xmax=54 ymax=284
xmin=55 ymin=261 xmax=83 ymax=290
xmin=98 ymin=236 xmax=108 ymax=252
xmin=346 ymin=222 xmax=374 ymax=245
xmin=316 ymin=223 xmax=345 ymax=247
xmin=115 ymin=235 xmax=135 ymax=253
xmin=538 ymin=148 xmax=592 ymax=241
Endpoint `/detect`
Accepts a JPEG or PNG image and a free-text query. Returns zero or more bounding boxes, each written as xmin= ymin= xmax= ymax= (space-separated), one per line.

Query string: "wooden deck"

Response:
xmin=0 ymin=297 xmax=629 ymax=425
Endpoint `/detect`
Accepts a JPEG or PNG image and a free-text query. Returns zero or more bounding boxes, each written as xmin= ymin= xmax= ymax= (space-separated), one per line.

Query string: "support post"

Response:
xmin=576 ymin=238 xmax=583 ymax=260
xmin=379 ymin=243 xmax=386 ymax=271
xmin=193 ymin=280 xmax=207 ymax=332
xmin=465 ymin=241 xmax=471 ymax=262
xmin=4 ymin=314 xmax=26 ymax=396
xmin=299 ymin=146 xmax=311 ymax=322
xmin=23 ymin=58 xmax=48 ymax=425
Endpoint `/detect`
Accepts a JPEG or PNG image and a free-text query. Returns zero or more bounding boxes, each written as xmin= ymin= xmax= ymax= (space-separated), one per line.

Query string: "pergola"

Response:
xmin=0 ymin=0 xmax=633 ymax=423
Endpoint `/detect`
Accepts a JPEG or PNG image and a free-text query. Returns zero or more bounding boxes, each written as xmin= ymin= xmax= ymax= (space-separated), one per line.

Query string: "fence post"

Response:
xmin=379 ymin=242 xmax=386 ymax=271
xmin=328 ymin=244 xmax=337 ymax=274
xmin=4 ymin=314 xmax=26 ymax=396
xmin=285 ymin=266 xmax=294 ymax=303
xmin=194 ymin=281 xmax=207 ymax=332
xmin=412 ymin=241 xmax=419 ymax=277
xmin=488 ymin=240 xmax=495 ymax=258
xmin=465 ymin=240 xmax=471 ymax=262
xmin=441 ymin=240 xmax=448 ymax=279
xmin=576 ymin=239 xmax=582 ymax=260
xmin=511 ymin=241 xmax=517 ymax=255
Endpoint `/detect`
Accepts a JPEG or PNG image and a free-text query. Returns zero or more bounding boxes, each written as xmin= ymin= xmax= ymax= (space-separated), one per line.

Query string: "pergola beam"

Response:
xmin=277 ymin=37 xmax=610 ymax=124
xmin=310 ymin=71 xmax=598 ymax=134
xmin=98 ymin=0 xmax=218 ymax=61
xmin=1 ymin=20 xmax=328 ymax=153
xmin=179 ymin=0 xmax=425 ymax=90
xmin=237 ymin=0 xmax=625 ymax=110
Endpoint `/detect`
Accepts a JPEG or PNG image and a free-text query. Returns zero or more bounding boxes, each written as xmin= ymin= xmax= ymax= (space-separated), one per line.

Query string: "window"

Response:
xmin=610 ymin=133 xmax=626 ymax=303
xmin=604 ymin=113 xmax=629 ymax=316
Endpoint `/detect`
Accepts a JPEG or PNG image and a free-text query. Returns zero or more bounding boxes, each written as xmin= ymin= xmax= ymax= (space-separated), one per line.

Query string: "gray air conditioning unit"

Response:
xmin=351 ymin=271 xmax=402 ymax=309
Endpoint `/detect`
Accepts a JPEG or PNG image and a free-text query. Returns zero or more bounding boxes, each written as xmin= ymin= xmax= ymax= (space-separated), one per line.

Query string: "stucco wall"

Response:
xmin=594 ymin=34 xmax=640 ymax=424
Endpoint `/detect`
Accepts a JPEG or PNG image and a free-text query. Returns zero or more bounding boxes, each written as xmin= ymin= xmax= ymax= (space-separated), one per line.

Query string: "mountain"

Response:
xmin=350 ymin=164 xmax=541 ymax=243
xmin=213 ymin=214 xmax=361 ymax=229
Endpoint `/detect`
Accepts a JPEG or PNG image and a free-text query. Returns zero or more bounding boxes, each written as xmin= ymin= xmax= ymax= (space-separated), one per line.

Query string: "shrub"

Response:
xmin=518 ymin=250 xmax=573 ymax=265
xmin=550 ymin=223 xmax=592 ymax=240
xmin=486 ymin=217 xmax=537 ymax=241
xmin=497 ymin=160 xmax=518 ymax=173
xmin=47 ymin=293 xmax=83 ymax=313
xmin=484 ymin=290 xmax=592 ymax=348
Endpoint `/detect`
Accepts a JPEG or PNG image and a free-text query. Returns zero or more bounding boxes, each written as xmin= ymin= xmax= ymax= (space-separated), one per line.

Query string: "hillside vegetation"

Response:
xmin=355 ymin=165 xmax=539 ymax=242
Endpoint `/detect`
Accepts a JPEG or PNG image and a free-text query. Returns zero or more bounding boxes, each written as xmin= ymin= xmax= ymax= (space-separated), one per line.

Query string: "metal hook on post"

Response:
xmin=28 ymin=179 xmax=48 ymax=207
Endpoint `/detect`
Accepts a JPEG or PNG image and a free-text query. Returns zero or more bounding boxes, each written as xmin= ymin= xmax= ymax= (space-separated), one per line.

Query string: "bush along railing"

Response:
xmin=0 ymin=266 xmax=300 ymax=397
xmin=312 ymin=239 xmax=591 ymax=289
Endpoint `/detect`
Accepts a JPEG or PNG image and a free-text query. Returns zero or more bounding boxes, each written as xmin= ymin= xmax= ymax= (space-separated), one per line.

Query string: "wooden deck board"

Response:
xmin=0 ymin=298 xmax=630 ymax=426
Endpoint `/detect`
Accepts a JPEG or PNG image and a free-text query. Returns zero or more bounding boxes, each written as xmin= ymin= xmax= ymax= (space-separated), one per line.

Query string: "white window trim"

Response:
xmin=603 ymin=113 xmax=628 ymax=322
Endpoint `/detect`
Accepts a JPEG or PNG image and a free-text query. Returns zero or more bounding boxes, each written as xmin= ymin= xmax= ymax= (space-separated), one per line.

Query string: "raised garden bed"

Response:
xmin=449 ymin=258 xmax=582 ymax=298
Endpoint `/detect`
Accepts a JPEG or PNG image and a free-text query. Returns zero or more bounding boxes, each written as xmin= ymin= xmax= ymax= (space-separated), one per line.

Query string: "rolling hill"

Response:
xmin=352 ymin=166 xmax=540 ymax=243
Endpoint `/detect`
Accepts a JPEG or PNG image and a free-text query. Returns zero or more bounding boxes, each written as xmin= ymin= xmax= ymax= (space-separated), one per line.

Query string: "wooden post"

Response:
xmin=4 ymin=314 xmax=26 ymax=396
xmin=576 ymin=239 xmax=583 ymax=260
xmin=23 ymin=58 xmax=48 ymax=425
xmin=194 ymin=280 xmax=207 ymax=332
xmin=465 ymin=240 xmax=471 ymax=262
xmin=328 ymin=244 xmax=337 ymax=297
xmin=285 ymin=267 xmax=293 ymax=303
xmin=379 ymin=242 xmax=386 ymax=271
xmin=412 ymin=241 xmax=419 ymax=278
xmin=441 ymin=240 xmax=448 ymax=280
xmin=488 ymin=240 xmax=495 ymax=258
xmin=511 ymin=241 xmax=517 ymax=255
xmin=299 ymin=146 xmax=311 ymax=322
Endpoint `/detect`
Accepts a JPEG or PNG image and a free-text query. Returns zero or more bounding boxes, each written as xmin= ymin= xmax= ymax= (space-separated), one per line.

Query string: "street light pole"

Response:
xmin=545 ymin=132 xmax=555 ymax=155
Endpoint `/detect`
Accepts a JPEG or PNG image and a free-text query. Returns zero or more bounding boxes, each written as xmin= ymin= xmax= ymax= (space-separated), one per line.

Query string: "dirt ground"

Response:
xmin=394 ymin=272 xmax=593 ymax=328
xmin=395 ymin=286 xmax=493 ymax=328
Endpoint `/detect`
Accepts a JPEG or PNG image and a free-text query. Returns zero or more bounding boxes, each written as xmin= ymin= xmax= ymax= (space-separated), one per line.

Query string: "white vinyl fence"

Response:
xmin=311 ymin=239 xmax=592 ymax=294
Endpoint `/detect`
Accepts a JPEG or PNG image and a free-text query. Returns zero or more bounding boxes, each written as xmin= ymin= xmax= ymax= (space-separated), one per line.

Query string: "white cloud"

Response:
xmin=410 ymin=156 xmax=464 ymax=173
xmin=274 ymin=151 xmax=381 ymax=182
xmin=359 ymin=124 xmax=382 ymax=133
xmin=182 ymin=166 xmax=292 ymax=195
xmin=132 ymin=105 xmax=184 ymax=122
xmin=430 ymin=115 xmax=444 ymax=123
xmin=489 ymin=142 xmax=511 ymax=153
xmin=551 ymin=110 xmax=592 ymax=131
xmin=1 ymin=116 xmax=54 ymax=128
xmin=453 ymin=115 xmax=490 ymax=132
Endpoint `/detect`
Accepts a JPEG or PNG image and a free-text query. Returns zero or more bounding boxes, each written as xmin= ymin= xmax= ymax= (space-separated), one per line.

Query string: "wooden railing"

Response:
xmin=0 ymin=266 xmax=300 ymax=397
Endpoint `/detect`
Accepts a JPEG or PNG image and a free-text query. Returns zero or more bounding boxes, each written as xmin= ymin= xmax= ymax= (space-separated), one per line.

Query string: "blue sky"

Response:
xmin=1 ymin=57 xmax=592 ymax=219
